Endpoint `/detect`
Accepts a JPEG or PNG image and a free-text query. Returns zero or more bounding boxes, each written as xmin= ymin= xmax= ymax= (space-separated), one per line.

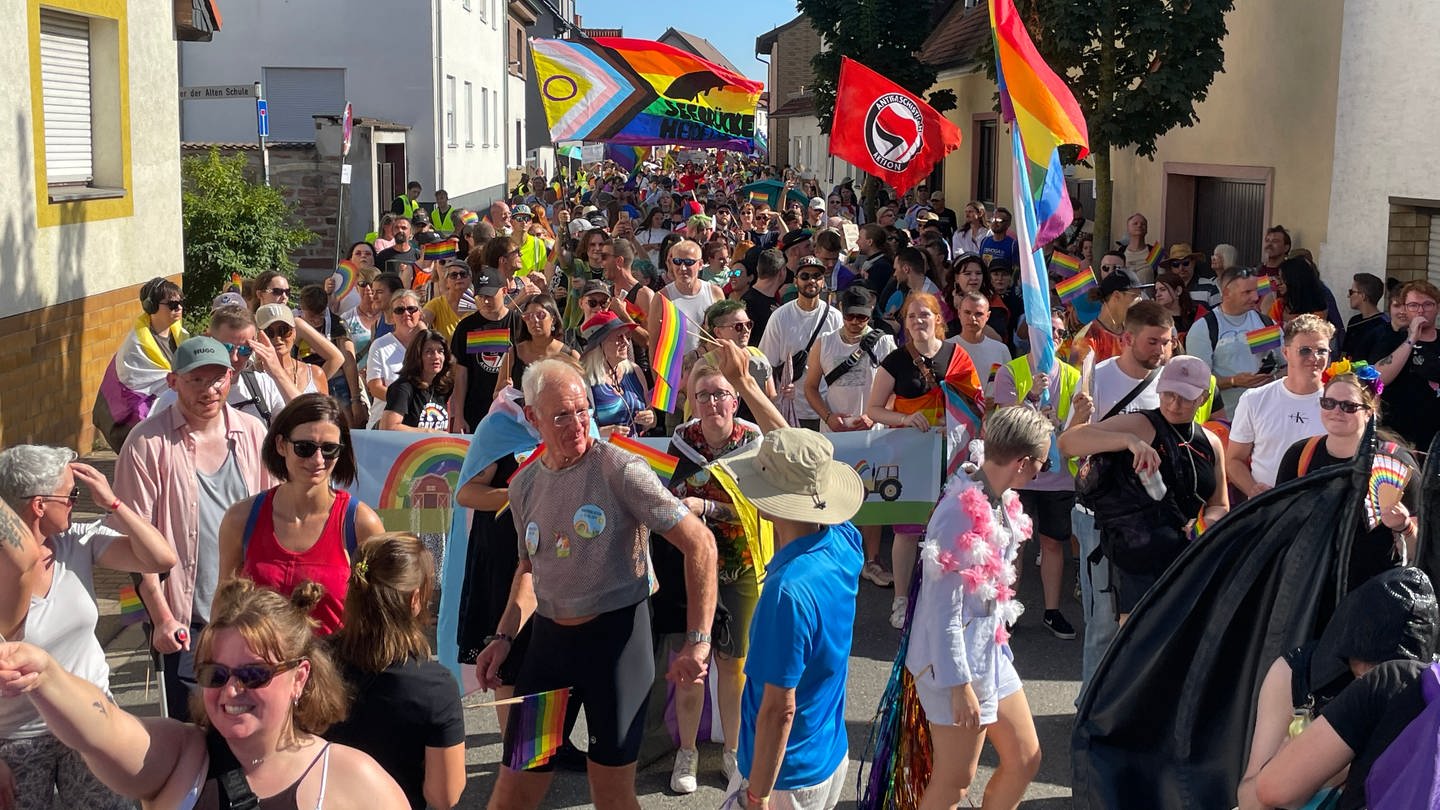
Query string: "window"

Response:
xmin=478 ymin=0 xmax=485 ymax=22
xmin=491 ymin=0 xmax=498 ymax=28
xmin=39 ymin=9 xmax=94 ymax=185
xmin=444 ymin=75 xmax=457 ymax=146
xmin=262 ymin=67 xmax=344 ymax=141
xmin=463 ymin=81 xmax=473 ymax=146
xmin=481 ymin=87 xmax=489 ymax=148
xmin=515 ymin=120 xmax=523 ymax=165
xmin=512 ymin=28 xmax=526 ymax=77
xmin=973 ymin=117 xmax=998 ymax=207
xmin=492 ymin=91 xmax=499 ymax=147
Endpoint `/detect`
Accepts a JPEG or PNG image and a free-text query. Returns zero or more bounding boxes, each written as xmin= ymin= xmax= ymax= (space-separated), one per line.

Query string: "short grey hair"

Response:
xmin=983 ymin=407 xmax=1052 ymax=465
xmin=0 ymin=445 xmax=77 ymax=510
xmin=1212 ymin=244 xmax=1238 ymax=271
xmin=521 ymin=357 xmax=585 ymax=406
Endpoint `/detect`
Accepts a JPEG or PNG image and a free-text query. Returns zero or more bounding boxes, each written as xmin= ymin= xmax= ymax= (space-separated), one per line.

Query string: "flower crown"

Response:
xmin=1322 ymin=359 xmax=1383 ymax=396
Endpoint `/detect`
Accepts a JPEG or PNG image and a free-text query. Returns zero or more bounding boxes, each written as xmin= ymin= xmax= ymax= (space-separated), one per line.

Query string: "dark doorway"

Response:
xmin=1193 ymin=178 xmax=1266 ymax=267
xmin=378 ymin=143 xmax=406 ymax=212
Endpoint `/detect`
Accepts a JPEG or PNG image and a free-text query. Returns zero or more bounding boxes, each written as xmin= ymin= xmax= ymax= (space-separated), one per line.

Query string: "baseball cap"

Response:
xmin=808 ymin=196 xmax=827 ymax=210
xmin=779 ymin=229 xmax=813 ymax=253
xmin=1156 ymin=356 xmax=1211 ymax=400
xmin=1097 ymin=267 xmax=1152 ymax=299
xmin=581 ymin=279 xmax=612 ymax=299
xmin=173 ymin=336 xmax=232 ymax=374
xmin=472 ymin=271 xmax=504 ymax=296
xmin=410 ymin=211 xmax=430 ymax=227
xmin=796 ymin=256 xmax=826 ymax=274
xmin=212 ymin=291 xmax=246 ymax=310
xmin=255 ymin=303 xmax=296 ymax=331
xmin=838 ymin=286 xmax=876 ymax=316
xmin=567 ymin=219 xmax=589 ymax=238
xmin=511 ymin=204 xmax=533 ymax=218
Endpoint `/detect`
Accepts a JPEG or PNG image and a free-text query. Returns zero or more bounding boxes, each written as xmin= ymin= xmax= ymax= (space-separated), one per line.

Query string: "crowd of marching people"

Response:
xmin=3 ymin=151 xmax=1439 ymax=810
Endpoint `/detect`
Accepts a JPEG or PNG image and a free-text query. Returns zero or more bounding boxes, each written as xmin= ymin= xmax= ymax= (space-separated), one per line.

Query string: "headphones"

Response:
xmin=140 ymin=277 xmax=168 ymax=315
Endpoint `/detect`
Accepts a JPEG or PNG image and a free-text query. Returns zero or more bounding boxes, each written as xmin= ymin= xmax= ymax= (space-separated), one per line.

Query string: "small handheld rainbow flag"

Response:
xmin=1189 ymin=509 xmax=1211 ymax=542
xmin=459 ymin=210 xmax=480 ymax=226
xmin=229 ymin=272 xmax=244 ymax=292
xmin=335 ymin=260 xmax=359 ymax=300
xmin=748 ymin=189 xmax=769 ymax=206
xmin=1054 ymin=268 xmax=1098 ymax=304
xmin=118 ymin=585 xmax=147 ymax=626
xmin=649 ymin=296 xmax=690 ymax=413
xmin=465 ymin=328 xmax=511 ymax=355
xmin=505 ymin=688 xmax=572 ymax=771
xmin=1048 ymin=252 xmax=1081 ymax=277
xmin=1144 ymin=243 xmax=1163 ymax=267
xmin=608 ymin=434 xmax=679 ymax=481
xmin=422 ymin=239 xmax=460 ymax=261
xmin=1365 ymin=454 xmax=1411 ymax=530
xmin=1245 ymin=324 xmax=1283 ymax=355
xmin=623 ymin=299 xmax=647 ymax=326
xmin=1256 ymin=275 xmax=1273 ymax=296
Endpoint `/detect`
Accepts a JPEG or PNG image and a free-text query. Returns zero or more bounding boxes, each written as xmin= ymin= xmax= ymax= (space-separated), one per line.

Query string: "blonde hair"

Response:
xmin=984 ymin=406 xmax=1053 ymax=464
xmin=331 ymin=533 xmax=435 ymax=673
xmin=1283 ymin=313 xmax=1335 ymax=344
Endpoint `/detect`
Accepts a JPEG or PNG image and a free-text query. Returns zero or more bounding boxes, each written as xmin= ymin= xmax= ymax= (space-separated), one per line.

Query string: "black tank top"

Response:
xmin=1142 ymin=408 xmax=1218 ymax=519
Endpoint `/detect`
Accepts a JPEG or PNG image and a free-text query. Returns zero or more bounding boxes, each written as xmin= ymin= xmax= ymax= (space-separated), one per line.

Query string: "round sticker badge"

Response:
xmin=573 ymin=504 xmax=607 ymax=539
xmin=524 ymin=522 xmax=540 ymax=557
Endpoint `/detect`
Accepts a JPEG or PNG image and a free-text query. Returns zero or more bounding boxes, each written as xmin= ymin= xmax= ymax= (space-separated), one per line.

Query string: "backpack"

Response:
xmin=1203 ymin=308 xmax=1274 ymax=350
xmin=1365 ymin=661 xmax=1440 ymax=809
xmin=241 ymin=489 xmax=361 ymax=557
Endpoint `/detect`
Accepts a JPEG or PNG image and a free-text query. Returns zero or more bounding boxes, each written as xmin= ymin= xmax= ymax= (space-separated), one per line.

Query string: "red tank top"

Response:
xmin=242 ymin=489 xmax=351 ymax=635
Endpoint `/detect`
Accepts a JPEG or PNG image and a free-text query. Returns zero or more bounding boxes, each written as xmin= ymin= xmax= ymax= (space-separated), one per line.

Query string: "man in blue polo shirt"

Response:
xmin=720 ymin=427 xmax=864 ymax=809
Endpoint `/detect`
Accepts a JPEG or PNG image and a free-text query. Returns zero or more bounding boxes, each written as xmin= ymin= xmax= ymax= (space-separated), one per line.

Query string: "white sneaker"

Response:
xmin=861 ymin=559 xmax=895 ymax=588
xmin=889 ymin=596 xmax=908 ymax=629
xmin=722 ymin=749 xmax=739 ymax=785
xmin=671 ymin=747 xmax=699 ymax=794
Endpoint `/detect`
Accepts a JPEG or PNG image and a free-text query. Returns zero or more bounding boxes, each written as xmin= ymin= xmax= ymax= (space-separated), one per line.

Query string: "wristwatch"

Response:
xmin=685 ymin=630 xmax=712 ymax=645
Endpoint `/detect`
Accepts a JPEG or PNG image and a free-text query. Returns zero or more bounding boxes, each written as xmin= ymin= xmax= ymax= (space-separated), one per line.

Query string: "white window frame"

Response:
xmin=462 ymin=0 xmax=471 ymax=9
xmin=445 ymin=75 xmax=457 ymax=147
xmin=478 ymin=0 xmax=486 ymax=22
xmin=491 ymin=91 xmax=499 ymax=147
xmin=39 ymin=8 xmax=94 ymax=186
xmin=463 ymin=81 xmax=474 ymax=147
xmin=481 ymin=87 xmax=489 ymax=148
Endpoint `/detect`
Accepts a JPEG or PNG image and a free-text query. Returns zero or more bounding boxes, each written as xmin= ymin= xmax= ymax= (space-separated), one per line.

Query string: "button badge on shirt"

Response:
xmin=573 ymin=504 xmax=606 ymax=539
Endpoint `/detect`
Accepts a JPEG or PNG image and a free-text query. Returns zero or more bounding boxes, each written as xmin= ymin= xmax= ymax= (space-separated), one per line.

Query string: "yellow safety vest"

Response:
xmin=432 ymin=206 xmax=456 ymax=233
xmin=1002 ymin=356 xmax=1081 ymax=474
xmin=519 ymin=232 xmax=548 ymax=278
xmin=393 ymin=195 xmax=419 ymax=219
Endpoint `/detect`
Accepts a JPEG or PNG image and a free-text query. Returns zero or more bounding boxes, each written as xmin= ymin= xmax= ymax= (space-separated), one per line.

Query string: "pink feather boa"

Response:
xmin=925 ymin=475 xmax=1034 ymax=645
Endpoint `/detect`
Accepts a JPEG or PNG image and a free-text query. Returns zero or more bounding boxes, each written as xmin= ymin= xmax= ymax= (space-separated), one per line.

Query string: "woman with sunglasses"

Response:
xmin=0 ymin=579 xmax=408 ymax=808
xmin=1058 ymin=356 xmax=1229 ymax=623
xmin=421 ymin=260 xmax=474 ymax=341
xmin=329 ymin=242 xmax=377 ymax=314
xmin=328 ymin=534 xmax=466 ymax=810
xmin=297 ymin=286 xmax=363 ymax=420
xmin=493 ymin=293 xmax=577 ymax=400
xmin=104 ymin=277 xmax=189 ymax=449
xmin=365 ymin=290 xmax=427 ymax=428
xmin=380 ymin=330 xmax=454 ymax=433
xmin=219 ymin=394 xmax=382 ymax=637
xmin=252 ymin=270 xmax=294 ymax=312
xmin=256 ymin=304 xmax=337 ymax=398
xmin=0 ymin=447 xmax=175 ymax=810
xmin=1275 ymin=363 xmax=1419 ymax=595
xmin=338 ymin=266 xmax=382 ymax=377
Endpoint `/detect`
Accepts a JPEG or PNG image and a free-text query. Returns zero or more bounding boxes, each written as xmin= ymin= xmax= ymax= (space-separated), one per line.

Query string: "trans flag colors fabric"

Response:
xmin=829 ymin=57 xmax=962 ymax=198
xmin=989 ymin=0 xmax=1090 ymax=246
xmin=529 ymin=36 xmax=763 ymax=152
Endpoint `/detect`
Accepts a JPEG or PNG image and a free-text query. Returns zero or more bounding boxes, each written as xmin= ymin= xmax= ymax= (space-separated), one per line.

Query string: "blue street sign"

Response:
xmin=256 ymin=99 xmax=269 ymax=138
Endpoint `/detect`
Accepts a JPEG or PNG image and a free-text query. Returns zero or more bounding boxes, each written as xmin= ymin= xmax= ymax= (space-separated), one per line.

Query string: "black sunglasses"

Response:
xmin=160 ymin=300 xmax=184 ymax=310
xmin=288 ymin=439 xmax=345 ymax=460
xmin=796 ymin=272 xmax=825 ymax=282
xmin=196 ymin=659 xmax=303 ymax=690
xmin=393 ymin=305 xmax=420 ymax=315
xmin=670 ymin=257 xmax=699 ymax=267
xmin=31 ymin=486 xmax=80 ymax=505
xmin=1319 ymin=396 xmax=1370 ymax=414
xmin=268 ymin=287 xmax=291 ymax=297
xmin=448 ymin=270 xmax=471 ymax=280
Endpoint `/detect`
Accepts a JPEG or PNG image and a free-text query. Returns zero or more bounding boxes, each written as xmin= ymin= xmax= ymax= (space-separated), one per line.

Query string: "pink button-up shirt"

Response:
xmin=112 ymin=403 xmax=272 ymax=624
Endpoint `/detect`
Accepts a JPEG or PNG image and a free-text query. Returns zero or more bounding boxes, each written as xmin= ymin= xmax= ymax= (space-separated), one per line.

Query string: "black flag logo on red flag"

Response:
xmin=831 ymin=57 xmax=962 ymax=197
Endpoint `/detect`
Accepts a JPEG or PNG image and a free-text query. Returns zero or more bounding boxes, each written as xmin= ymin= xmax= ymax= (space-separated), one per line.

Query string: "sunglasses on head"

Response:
xmin=196 ymin=659 xmax=303 ymax=690
xmin=288 ymin=438 xmax=344 ymax=460
xmin=393 ymin=305 xmax=420 ymax=315
xmin=670 ymin=257 xmax=699 ymax=267
xmin=1319 ymin=396 xmax=1370 ymax=414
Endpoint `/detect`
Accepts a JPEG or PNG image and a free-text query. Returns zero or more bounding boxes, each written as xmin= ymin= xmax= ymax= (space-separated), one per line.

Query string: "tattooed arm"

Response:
xmin=0 ymin=499 xmax=39 ymax=640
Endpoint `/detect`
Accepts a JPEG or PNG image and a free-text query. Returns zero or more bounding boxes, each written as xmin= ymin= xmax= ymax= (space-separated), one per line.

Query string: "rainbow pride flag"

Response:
xmin=229 ymin=272 xmax=244 ymax=291
xmin=529 ymin=37 xmax=764 ymax=152
xmin=505 ymin=688 xmax=572 ymax=771
xmin=422 ymin=239 xmax=459 ymax=261
xmin=623 ymin=299 xmax=647 ymax=326
xmin=608 ymin=433 xmax=679 ymax=480
xmin=748 ymin=189 xmax=769 ymax=206
xmin=1365 ymin=454 xmax=1411 ymax=530
xmin=465 ymin=328 xmax=511 ymax=355
xmin=604 ymin=143 xmax=650 ymax=173
xmin=1048 ymin=252 xmax=1081 ymax=277
xmin=335 ymin=260 xmax=359 ymax=300
xmin=1245 ymin=324 xmax=1283 ymax=355
xmin=1256 ymin=275 xmax=1273 ymax=296
xmin=119 ymin=585 xmax=147 ymax=626
xmin=459 ymin=210 xmax=480 ymax=226
xmin=1055 ymin=268 xmax=1097 ymax=304
xmin=1189 ymin=509 xmax=1211 ymax=542
xmin=649 ymin=295 xmax=689 ymax=412
xmin=989 ymin=0 xmax=1089 ymax=245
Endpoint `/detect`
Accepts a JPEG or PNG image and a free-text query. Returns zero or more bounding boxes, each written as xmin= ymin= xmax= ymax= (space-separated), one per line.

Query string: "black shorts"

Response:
xmin=1111 ymin=566 xmax=1160 ymax=615
xmin=1018 ymin=489 xmax=1076 ymax=540
xmin=504 ymin=600 xmax=653 ymax=769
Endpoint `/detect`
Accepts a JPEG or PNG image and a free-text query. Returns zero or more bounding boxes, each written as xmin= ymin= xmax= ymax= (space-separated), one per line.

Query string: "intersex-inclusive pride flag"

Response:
xmin=529 ymin=36 xmax=763 ymax=152
xmin=465 ymin=328 xmax=511 ymax=355
xmin=422 ymin=239 xmax=459 ymax=261
xmin=1245 ymin=324 xmax=1283 ymax=355
xmin=649 ymin=295 xmax=690 ymax=413
xmin=1055 ymin=268 xmax=1098 ymax=304
xmin=988 ymin=0 xmax=1089 ymax=396
xmin=608 ymin=433 xmax=679 ymax=480
xmin=505 ymin=688 xmax=572 ymax=771
xmin=829 ymin=57 xmax=963 ymax=198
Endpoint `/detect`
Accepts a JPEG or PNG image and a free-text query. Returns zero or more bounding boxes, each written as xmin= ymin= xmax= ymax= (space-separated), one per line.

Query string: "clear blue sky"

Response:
xmin=576 ymin=0 xmax=793 ymax=84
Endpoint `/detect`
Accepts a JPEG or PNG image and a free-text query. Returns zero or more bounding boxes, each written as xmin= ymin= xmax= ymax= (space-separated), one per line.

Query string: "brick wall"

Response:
xmin=1386 ymin=204 xmax=1435 ymax=283
xmin=181 ymin=144 xmax=340 ymax=273
xmin=0 ymin=275 xmax=181 ymax=452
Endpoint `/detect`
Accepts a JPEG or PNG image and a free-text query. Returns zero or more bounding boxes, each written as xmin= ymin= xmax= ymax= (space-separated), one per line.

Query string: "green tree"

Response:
xmin=181 ymin=148 xmax=315 ymax=319
xmin=985 ymin=0 xmax=1233 ymax=246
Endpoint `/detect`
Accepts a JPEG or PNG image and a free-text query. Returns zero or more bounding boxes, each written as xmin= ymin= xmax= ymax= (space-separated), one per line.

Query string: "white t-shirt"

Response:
xmin=1185 ymin=308 xmax=1269 ymax=414
xmin=148 ymin=368 xmax=286 ymax=426
xmin=1229 ymin=378 xmax=1324 ymax=487
xmin=758 ymin=300 xmax=843 ymax=420
xmin=365 ymin=332 xmax=408 ymax=428
xmin=0 ymin=521 xmax=117 ymax=739
xmin=946 ymin=335 xmax=1012 ymax=399
xmin=812 ymin=328 xmax=896 ymax=430
xmin=1090 ymin=357 xmax=1162 ymax=418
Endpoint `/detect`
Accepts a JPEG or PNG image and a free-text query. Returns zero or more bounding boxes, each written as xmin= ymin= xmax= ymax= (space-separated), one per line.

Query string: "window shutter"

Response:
xmin=39 ymin=9 xmax=94 ymax=185
xmin=261 ymin=67 xmax=345 ymax=142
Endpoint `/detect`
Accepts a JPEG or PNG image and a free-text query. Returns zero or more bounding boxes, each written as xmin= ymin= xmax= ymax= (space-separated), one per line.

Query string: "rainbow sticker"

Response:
xmin=376 ymin=436 xmax=469 ymax=510
xmin=335 ymin=260 xmax=359 ymax=300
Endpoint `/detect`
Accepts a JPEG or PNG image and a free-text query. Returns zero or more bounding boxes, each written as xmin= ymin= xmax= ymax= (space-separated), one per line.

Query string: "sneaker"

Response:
xmin=670 ymin=747 xmax=699 ymax=794
xmin=861 ymin=559 xmax=894 ymax=588
xmin=889 ymin=596 xmax=909 ymax=629
xmin=1043 ymin=609 xmax=1077 ymax=640
xmin=722 ymin=749 xmax=739 ymax=785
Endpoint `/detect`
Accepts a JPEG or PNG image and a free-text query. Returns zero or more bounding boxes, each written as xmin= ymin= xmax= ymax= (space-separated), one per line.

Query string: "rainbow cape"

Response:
xmin=459 ymin=210 xmax=480 ymax=226
xmin=989 ymin=0 xmax=1089 ymax=246
xmin=335 ymin=260 xmax=359 ymax=300
xmin=608 ymin=433 xmax=679 ymax=481
xmin=505 ymin=688 xmax=572 ymax=771
xmin=1245 ymin=324 xmax=1283 ymax=355
xmin=1049 ymin=252 xmax=1081 ymax=276
xmin=1055 ymin=268 xmax=1098 ymax=304
xmin=648 ymin=296 xmax=689 ymax=412
xmin=423 ymin=239 xmax=459 ymax=261
xmin=529 ymin=37 xmax=763 ymax=152
xmin=118 ymin=584 xmax=147 ymax=626
xmin=465 ymin=328 xmax=511 ymax=354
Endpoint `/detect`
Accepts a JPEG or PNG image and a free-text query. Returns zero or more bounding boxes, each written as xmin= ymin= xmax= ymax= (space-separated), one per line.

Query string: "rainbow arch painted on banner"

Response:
xmin=377 ymin=436 xmax=469 ymax=509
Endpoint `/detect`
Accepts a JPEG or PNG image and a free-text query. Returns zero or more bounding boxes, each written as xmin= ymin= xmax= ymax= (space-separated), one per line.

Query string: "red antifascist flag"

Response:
xmin=830 ymin=57 xmax=962 ymax=198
